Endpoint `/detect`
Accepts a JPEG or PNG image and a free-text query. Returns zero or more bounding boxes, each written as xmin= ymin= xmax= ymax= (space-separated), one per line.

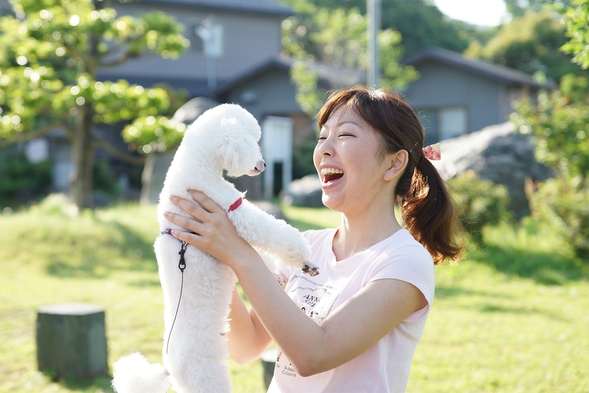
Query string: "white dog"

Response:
xmin=112 ymin=104 xmax=318 ymax=393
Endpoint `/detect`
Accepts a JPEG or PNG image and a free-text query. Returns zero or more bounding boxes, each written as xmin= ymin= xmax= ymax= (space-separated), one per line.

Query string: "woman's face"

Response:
xmin=313 ymin=105 xmax=397 ymax=214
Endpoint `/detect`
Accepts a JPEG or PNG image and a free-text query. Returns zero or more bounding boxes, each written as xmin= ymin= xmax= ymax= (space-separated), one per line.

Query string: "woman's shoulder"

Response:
xmin=370 ymin=230 xmax=436 ymax=308
xmin=388 ymin=230 xmax=432 ymax=257
xmin=302 ymin=227 xmax=337 ymax=243
xmin=374 ymin=230 xmax=435 ymax=274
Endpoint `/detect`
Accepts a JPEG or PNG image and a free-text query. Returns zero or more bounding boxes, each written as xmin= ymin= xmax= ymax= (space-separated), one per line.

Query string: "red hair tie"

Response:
xmin=423 ymin=143 xmax=441 ymax=161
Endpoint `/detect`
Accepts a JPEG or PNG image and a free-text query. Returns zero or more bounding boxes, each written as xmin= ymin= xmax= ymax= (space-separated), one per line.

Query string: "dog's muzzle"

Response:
xmin=254 ymin=159 xmax=266 ymax=174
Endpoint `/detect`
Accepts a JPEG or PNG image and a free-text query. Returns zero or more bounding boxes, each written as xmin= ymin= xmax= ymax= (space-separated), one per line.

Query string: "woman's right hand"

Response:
xmin=164 ymin=190 xmax=257 ymax=271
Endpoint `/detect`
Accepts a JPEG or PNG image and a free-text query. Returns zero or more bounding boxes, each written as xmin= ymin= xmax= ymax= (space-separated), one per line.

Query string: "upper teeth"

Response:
xmin=321 ymin=168 xmax=343 ymax=175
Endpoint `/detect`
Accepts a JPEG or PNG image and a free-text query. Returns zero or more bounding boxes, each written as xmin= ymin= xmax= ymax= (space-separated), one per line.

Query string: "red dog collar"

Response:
xmin=228 ymin=197 xmax=243 ymax=212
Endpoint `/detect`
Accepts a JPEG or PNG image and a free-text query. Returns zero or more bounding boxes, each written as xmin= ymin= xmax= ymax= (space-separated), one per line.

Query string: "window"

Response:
xmin=439 ymin=106 xmax=467 ymax=140
xmin=417 ymin=106 xmax=468 ymax=142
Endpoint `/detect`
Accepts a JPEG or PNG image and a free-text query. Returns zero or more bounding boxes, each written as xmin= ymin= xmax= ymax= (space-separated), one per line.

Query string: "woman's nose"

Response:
xmin=316 ymin=137 xmax=334 ymax=157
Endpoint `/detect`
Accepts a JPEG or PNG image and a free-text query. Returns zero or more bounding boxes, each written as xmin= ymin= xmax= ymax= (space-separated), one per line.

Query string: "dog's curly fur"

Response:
xmin=112 ymin=104 xmax=316 ymax=393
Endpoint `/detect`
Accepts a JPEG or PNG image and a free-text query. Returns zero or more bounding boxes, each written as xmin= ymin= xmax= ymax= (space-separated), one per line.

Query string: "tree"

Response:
xmin=512 ymin=77 xmax=589 ymax=183
xmin=377 ymin=0 xmax=476 ymax=55
xmin=281 ymin=4 xmax=417 ymax=116
xmin=504 ymin=0 xmax=572 ymax=18
xmin=558 ymin=0 xmax=589 ymax=69
xmin=464 ymin=9 xmax=586 ymax=82
xmin=511 ymin=76 xmax=589 ymax=258
xmin=280 ymin=0 xmax=475 ymax=55
xmin=510 ymin=0 xmax=589 ymax=258
xmin=0 ymin=0 xmax=189 ymax=209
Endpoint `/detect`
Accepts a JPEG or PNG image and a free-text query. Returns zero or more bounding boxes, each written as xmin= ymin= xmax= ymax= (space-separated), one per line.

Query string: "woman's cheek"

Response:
xmin=312 ymin=146 xmax=321 ymax=171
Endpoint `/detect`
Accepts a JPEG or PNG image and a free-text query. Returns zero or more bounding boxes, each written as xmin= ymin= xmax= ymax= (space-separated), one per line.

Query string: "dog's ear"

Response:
xmin=216 ymin=124 xmax=262 ymax=177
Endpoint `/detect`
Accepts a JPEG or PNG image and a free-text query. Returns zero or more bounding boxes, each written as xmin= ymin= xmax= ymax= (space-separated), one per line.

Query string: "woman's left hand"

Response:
xmin=164 ymin=190 xmax=254 ymax=268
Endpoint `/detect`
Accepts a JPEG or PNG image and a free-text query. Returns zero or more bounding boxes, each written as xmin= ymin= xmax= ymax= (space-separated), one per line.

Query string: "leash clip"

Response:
xmin=178 ymin=241 xmax=188 ymax=272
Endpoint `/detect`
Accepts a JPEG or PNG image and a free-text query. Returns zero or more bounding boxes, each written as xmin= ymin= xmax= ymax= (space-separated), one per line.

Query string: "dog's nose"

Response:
xmin=255 ymin=159 xmax=266 ymax=173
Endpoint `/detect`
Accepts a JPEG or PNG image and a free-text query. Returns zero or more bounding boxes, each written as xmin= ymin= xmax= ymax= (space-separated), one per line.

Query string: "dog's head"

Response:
xmin=186 ymin=103 xmax=265 ymax=177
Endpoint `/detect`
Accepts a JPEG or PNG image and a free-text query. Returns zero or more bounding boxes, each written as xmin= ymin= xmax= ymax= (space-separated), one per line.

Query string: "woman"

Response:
xmin=165 ymin=87 xmax=463 ymax=392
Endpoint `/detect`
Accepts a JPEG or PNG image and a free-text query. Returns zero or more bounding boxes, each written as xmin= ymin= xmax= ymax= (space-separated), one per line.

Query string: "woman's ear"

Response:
xmin=383 ymin=150 xmax=408 ymax=181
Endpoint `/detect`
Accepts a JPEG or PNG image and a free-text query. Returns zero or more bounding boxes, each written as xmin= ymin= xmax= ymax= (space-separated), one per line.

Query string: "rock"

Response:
xmin=170 ymin=97 xmax=219 ymax=124
xmin=140 ymin=149 xmax=176 ymax=204
xmin=432 ymin=122 xmax=553 ymax=218
xmin=281 ymin=174 xmax=324 ymax=208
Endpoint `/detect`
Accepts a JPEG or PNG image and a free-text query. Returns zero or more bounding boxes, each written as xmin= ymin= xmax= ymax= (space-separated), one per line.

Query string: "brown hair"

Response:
xmin=317 ymin=87 xmax=463 ymax=264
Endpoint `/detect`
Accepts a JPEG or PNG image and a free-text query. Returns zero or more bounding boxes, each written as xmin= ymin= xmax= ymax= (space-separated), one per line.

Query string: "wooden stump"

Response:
xmin=36 ymin=303 xmax=108 ymax=380
xmin=261 ymin=349 xmax=278 ymax=389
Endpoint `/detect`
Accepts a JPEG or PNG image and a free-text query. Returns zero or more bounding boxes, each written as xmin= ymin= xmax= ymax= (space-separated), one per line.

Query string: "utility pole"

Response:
xmin=196 ymin=16 xmax=222 ymax=89
xmin=367 ymin=0 xmax=381 ymax=88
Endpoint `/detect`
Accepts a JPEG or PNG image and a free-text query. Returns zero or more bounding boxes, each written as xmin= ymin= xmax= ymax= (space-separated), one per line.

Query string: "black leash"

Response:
xmin=165 ymin=239 xmax=188 ymax=355
xmin=162 ymin=197 xmax=242 ymax=354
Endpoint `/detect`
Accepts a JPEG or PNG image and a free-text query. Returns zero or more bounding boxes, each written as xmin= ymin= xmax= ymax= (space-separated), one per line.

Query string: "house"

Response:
xmin=101 ymin=0 xmax=294 ymax=96
xmin=101 ymin=0 xmax=299 ymax=201
xmin=0 ymin=0 xmax=299 ymax=202
xmin=400 ymin=46 xmax=555 ymax=144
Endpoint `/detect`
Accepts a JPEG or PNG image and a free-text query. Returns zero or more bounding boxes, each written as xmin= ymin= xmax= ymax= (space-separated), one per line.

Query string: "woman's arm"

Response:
xmin=166 ymin=191 xmax=426 ymax=376
xmin=226 ymin=286 xmax=273 ymax=364
xmin=225 ymin=249 xmax=426 ymax=376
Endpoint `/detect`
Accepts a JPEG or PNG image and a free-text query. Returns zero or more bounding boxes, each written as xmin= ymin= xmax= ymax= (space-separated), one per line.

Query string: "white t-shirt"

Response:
xmin=268 ymin=228 xmax=435 ymax=393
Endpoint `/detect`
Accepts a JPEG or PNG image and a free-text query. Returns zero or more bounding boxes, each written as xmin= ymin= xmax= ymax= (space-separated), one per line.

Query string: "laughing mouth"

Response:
xmin=321 ymin=168 xmax=344 ymax=183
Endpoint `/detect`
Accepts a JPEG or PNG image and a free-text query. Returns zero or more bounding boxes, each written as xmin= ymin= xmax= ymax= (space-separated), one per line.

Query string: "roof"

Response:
xmin=135 ymin=0 xmax=295 ymax=17
xmin=210 ymin=55 xmax=294 ymax=96
xmin=402 ymin=47 xmax=555 ymax=90
xmin=210 ymin=55 xmax=365 ymax=96
xmin=98 ymin=73 xmax=211 ymax=96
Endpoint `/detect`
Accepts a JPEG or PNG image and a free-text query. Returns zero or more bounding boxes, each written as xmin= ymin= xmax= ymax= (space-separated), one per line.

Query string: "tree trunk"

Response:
xmin=70 ymin=107 xmax=95 ymax=210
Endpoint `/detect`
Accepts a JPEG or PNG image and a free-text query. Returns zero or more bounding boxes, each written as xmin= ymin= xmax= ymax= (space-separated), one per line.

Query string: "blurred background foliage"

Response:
xmin=0 ymin=0 xmax=190 ymax=209
xmin=0 ymin=0 xmax=587 ymax=261
xmin=277 ymin=0 xmax=589 ymax=262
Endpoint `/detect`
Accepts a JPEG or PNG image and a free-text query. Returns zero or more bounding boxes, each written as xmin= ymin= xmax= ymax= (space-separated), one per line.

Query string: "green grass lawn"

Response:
xmin=1 ymin=196 xmax=588 ymax=392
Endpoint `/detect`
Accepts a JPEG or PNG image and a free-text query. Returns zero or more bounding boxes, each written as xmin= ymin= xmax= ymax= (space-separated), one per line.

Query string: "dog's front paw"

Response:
xmin=302 ymin=261 xmax=320 ymax=276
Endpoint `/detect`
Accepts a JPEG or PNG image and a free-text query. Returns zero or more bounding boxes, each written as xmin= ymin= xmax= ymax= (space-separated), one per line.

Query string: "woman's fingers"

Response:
xmin=165 ymin=191 xmax=250 ymax=266
xmin=188 ymin=190 xmax=223 ymax=213
xmin=166 ymin=192 xmax=230 ymax=241
xmin=169 ymin=227 xmax=202 ymax=245
xmin=169 ymin=195 xmax=205 ymax=222
xmin=164 ymin=210 xmax=202 ymax=237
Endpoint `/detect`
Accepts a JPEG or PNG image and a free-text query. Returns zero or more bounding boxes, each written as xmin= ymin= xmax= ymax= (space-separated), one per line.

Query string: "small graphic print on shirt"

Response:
xmin=275 ymin=350 xmax=298 ymax=378
xmin=287 ymin=274 xmax=345 ymax=325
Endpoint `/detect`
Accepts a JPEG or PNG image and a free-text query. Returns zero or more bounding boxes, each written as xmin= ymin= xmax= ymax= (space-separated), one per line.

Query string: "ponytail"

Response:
xmin=399 ymin=157 xmax=463 ymax=264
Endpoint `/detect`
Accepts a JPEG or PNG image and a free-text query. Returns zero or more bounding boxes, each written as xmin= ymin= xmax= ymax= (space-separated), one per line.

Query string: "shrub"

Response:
xmin=0 ymin=148 xmax=51 ymax=206
xmin=529 ymin=177 xmax=589 ymax=259
xmin=30 ymin=193 xmax=79 ymax=217
xmin=448 ymin=170 xmax=513 ymax=240
xmin=92 ymin=159 xmax=120 ymax=194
